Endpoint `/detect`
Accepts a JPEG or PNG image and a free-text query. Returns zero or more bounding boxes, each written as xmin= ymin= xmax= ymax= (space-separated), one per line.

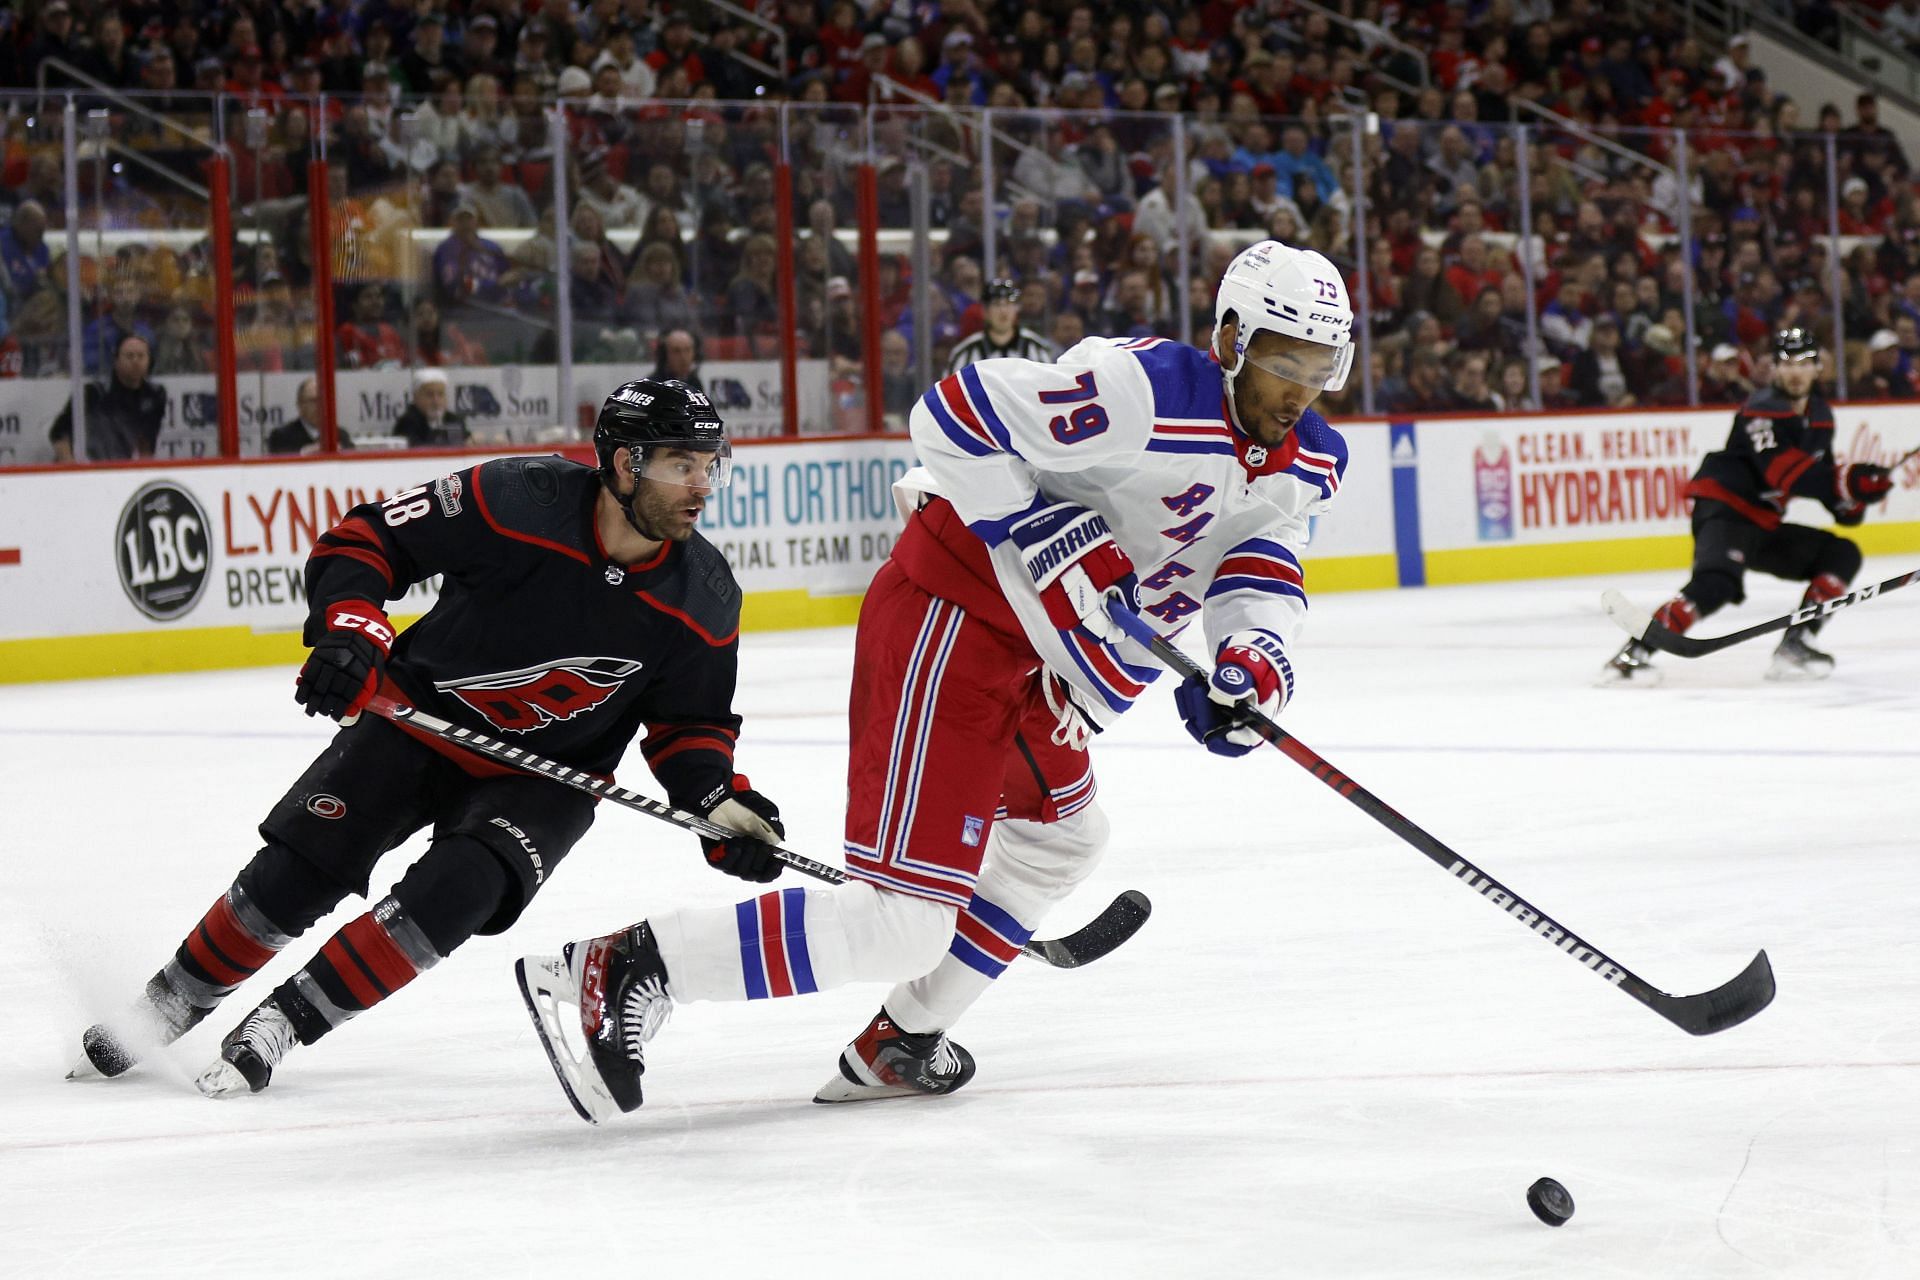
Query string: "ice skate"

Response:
xmin=1766 ymin=627 xmax=1835 ymax=681
xmin=196 ymin=999 xmax=300 ymax=1097
xmin=69 ymin=969 xmax=214 ymax=1081
xmin=1596 ymin=639 xmax=1662 ymax=687
xmin=814 ymin=1008 xmax=976 ymax=1103
xmin=515 ymin=922 xmax=672 ymax=1124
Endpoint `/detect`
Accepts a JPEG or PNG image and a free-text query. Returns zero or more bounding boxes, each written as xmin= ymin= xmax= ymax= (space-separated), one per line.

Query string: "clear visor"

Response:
xmin=1237 ymin=338 xmax=1344 ymax=389
xmin=630 ymin=441 xmax=733 ymax=489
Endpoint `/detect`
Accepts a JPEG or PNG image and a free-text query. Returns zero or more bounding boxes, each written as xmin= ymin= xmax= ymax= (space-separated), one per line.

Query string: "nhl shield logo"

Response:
xmin=1246 ymin=445 xmax=1268 ymax=467
xmin=605 ymin=565 xmax=626 ymax=585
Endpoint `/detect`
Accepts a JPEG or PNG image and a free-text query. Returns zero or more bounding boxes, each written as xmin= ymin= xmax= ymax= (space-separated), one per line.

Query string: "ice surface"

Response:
xmin=4 ymin=563 xmax=1918 ymax=1278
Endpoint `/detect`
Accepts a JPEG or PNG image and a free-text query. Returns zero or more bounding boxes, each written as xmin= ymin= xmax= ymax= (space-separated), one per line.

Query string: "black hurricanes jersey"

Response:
xmin=1686 ymin=386 xmax=1850 ymax=529
xmin=305 ymin=456 xmax=744 ymax=811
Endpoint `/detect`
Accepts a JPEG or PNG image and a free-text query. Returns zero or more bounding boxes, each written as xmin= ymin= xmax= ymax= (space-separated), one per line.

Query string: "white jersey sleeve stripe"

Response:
xmin=955 ymin=366 xmax=1018 ymax=453
xmin=920 ymin=387 xmax=996 ymax=457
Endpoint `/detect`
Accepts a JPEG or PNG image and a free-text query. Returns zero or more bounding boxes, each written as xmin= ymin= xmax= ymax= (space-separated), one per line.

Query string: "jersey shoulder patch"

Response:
xmin=637 ymin=532 xmax=741 ymax=646
xmin=1125 ymin=340 xmax=1224 ymax=423
xmin=473 ymin=456 xmax=595 ymax=547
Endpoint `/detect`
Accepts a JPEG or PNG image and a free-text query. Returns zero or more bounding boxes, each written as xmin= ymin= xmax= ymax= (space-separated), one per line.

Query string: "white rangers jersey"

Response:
xmin=899 ymin=335 xmax=1348 ymax=731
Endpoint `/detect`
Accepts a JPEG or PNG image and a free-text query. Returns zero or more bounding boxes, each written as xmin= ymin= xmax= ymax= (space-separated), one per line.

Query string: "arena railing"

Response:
xmin=0 ymin=91 xmax=1890 ymax=464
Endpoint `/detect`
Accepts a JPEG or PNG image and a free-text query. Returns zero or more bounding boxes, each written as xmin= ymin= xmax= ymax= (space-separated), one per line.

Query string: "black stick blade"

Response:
xmin=1023 ymin=890 xmax=1152 ymax=969
xmin=1650 ymin=950 xmax=1776 ymax=1035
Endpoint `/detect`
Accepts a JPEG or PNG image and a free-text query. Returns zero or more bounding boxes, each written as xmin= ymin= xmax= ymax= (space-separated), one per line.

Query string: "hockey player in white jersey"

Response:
xmin=514 ymin=240 xmax=1354 ymax=1122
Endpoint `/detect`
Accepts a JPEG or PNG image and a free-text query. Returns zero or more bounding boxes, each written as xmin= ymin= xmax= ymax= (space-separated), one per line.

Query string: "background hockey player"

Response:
xmin=945 ymin=277 xmax=1057 ymax=374
xmin=514 ymin=240 xmax=1355 ymax=1123
xmin=68 ymin=379 xmax=788 ymax=1097
xmin=1603 ymin=327 xmax=1894 ymax=684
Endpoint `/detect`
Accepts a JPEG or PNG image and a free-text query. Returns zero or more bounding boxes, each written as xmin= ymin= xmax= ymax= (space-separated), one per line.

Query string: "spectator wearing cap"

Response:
xmin=1073 ymin=123 xmax=1129 ymax=201
xmin=932 ymin=28 xmax=985 ymax=104
xmin=1539 ymin=270 xmax=1594 ymax=360
xmin=459 ymin=14 xmax=510 ymax=82
xmin=393 ymin=368 xmax=470 ymax=448
xmin=645 ymin=13 xmax=706 ymax=85
xmin=433 ymin=198 xmax=510 ymax=310
xmin=30 ymin=0 xmax=80 ymax=82
xmin=837 ymin=31 xmax=891 ymax=104
xmin=1712 ymin=32 xmax=1753 ymax=95
xmin=1861 ymin=328 xmax=1919 ymax=399
xmin=398 ymin=11 xmax=464 ymax=95
xmin=575 ymin=148 xmax=645 ymax=228
xmin=1697 ymin=342 xmax=1749 ymax=405
xmin=512 ymin=22 xmax=556 ymax=89
xmin=813 ymin=275 xmax=863 ymax=370
xmin=1838 ymin=175 xmax=1890 ymax=236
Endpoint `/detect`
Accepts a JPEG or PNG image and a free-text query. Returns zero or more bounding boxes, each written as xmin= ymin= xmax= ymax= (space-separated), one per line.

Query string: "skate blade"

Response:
xmin=1765 ymin=662 xmax=1833 ymax=682
xmin=812 ymin=1075 xmax=928 ymax=1104
xmin=65 ymin=1053 xmax=104 ymax=1082
xmin=1594 ymin=664 xmax=1662 ymax=689
xmin=195 ymin=1061 xmax=253 ymax=1099
xmin=514 ymin=956 xmax=618 ymax=1125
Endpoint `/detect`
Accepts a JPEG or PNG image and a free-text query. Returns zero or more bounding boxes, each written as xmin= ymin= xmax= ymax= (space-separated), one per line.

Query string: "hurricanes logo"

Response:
xmin=305 ymin=793 xmax=347 ymax=819
xmin=436 ymin=657 xmax=644 ymax=733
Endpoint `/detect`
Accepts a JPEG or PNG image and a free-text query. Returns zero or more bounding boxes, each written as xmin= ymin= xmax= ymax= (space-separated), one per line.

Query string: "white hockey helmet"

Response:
xmin=1213 ymin=239 xmax=1354 ymax=392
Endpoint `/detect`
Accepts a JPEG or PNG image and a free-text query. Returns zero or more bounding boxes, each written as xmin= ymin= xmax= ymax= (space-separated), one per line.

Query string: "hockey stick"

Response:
xmin=1602 ymin=567 xmax=1920 ymax=658
xmin=362 ymin=695 xmax=1150 ymax=969
xmin=1103 ymin=601 xmax=1774 ymax=1036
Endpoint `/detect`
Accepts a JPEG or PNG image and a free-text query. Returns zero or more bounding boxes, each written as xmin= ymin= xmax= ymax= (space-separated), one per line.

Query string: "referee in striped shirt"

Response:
xmin=945 ymin=279 xmax=1057 ymax=374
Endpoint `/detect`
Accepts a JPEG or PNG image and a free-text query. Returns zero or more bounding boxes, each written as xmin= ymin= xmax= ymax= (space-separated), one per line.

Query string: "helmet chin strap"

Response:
xmin=1216 ymin=329 xmax=1252 ymax=436
xmin=603 ymin=454 xmax=666 ymax=544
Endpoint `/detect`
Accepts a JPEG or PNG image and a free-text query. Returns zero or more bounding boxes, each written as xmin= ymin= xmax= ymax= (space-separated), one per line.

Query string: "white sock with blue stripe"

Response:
xmin=648 ymin=880 xmax=954 ymax=1003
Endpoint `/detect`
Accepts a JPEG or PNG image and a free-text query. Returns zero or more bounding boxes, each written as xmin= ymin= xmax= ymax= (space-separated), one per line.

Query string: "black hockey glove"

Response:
xmin=1843 ymin=463 xmax=1894 ymax=505
xmin=702 ymin=777 xmax=786 ymax=883
xmin=295 ymin=601 xmax=394 ymax=723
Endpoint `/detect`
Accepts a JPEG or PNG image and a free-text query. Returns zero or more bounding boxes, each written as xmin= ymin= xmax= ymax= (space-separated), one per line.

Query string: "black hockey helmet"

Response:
xmin=1774 ymin=327 xmax=1820 ymax=364
xmin=984 ymin=277 xmax=1021 ymax=304
xmin=593 ymin=377 xmax=730 ymax=487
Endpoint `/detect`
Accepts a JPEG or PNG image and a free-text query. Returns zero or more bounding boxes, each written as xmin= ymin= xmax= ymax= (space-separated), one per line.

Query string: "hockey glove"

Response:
xmin=294 ymin=601 xmax=394 ymax=724
xmin=1006 ymin=501 xmax=1140 ymax=645
xmin=702 ymin=776 xmax=786 ymax=883
xmin=1843 ymin=462 xmax=1894 ymax=505
xmin=1175 ymin=632 xmax=1291 ymax=758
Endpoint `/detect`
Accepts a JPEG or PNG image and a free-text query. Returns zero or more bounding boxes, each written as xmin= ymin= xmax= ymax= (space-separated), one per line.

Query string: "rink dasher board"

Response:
xmin=3 ymin=404 xmax=1918 ymax=683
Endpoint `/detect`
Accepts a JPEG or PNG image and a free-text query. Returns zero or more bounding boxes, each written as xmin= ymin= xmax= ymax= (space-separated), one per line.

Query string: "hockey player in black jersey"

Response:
xmin=1602 ymin=328 xmax=1894 ymax=684
xmin=67 ymin=378 xmax=789 ymax=1098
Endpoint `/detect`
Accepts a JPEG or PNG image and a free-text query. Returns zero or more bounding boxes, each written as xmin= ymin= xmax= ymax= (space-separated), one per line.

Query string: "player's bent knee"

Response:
xmin=1817 ymin=537 xmax=1863 ymax=582
xmin=236 ymin=840 xmax=356 ymax=938
xmin=989 ymin=804 xmax=1112 ymax=897
xmin=1683 ymin=570 xmax=1743 ymax=614
xmin=833 ymin=879 xmax=957 ymax=979
xmin=390 ymin=835 xmax=516 ymax=956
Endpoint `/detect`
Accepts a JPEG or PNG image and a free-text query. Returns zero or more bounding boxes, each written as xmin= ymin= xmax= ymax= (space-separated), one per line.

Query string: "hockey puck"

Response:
xmin=1526 ymin=1177 xmax=1575 ymax=1227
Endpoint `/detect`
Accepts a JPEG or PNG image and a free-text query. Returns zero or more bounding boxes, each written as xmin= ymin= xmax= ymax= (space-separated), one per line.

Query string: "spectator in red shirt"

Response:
xmin=646 ymin=13 xmax=706 ymax=85
xmin=818 ymin=0 xmax=866 ymax=79
xmin=336 ymin=283 xmax=408 ymax=370
xmin=1445 ymin=236 xmax=1503 ymax=306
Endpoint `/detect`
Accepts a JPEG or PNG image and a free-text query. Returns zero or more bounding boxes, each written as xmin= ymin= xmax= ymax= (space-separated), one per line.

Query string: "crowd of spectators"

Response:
xmin=6 ymin=0 xmax=1920 ymax=447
